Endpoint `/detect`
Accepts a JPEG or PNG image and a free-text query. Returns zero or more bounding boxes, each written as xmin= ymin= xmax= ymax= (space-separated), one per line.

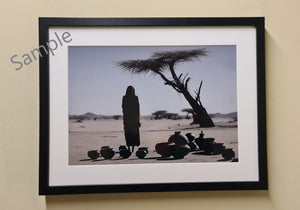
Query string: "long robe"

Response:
xmin=122 ymin=95 xmax=140 ymax=146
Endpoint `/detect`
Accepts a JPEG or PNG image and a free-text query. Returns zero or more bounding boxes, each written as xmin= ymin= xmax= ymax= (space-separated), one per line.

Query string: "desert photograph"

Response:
xmin=68 ymin=45 xmax=238 ymax=165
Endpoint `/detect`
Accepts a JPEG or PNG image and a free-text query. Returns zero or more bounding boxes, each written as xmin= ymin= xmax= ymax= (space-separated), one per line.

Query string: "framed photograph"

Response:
xmin=39 ymin=17 xmax=267 ymax=195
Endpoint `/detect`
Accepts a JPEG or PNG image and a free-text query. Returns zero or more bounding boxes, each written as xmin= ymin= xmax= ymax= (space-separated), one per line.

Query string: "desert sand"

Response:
xmin=69 ymin=118 xmax=238 ymax=165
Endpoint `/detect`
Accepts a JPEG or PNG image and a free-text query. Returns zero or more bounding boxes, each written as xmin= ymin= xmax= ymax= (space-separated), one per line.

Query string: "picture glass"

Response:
xmin=68 ymin=45 xmax=238 ymax=165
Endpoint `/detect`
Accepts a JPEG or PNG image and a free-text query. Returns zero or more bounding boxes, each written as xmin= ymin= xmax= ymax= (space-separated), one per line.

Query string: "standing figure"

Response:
xmin=122 ymin=86 xmax=141 ymax=152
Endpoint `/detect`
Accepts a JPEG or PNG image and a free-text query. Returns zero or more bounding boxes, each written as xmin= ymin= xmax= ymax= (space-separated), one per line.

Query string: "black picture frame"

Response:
xmin=39 ymin=17 xmax=267 ymax=195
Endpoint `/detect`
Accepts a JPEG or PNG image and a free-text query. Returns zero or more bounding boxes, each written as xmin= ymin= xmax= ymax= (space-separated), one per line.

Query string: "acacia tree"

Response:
xmin=118 ymin=49 xmax=214 ymax=127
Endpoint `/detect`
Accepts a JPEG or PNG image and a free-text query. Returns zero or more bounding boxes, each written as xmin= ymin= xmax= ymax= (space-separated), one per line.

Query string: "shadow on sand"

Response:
xmin=217 ymin=158 xmax=228 ymax=162
xmin=191 ymin=151 xmax=216 ymax=156
xmin=91 ymin=159 xmax=106 ymax=162
xmin=217 ymin=158 xmax=238 ymax=162
xmin=143 ymin=156 xmax=179 ymax=161
xmin=79 ymin=155 xmax=183 ymax=162
xmin=79 ymin=158 xmax=94 ymax=161
xmin=110 ymin=157 xmax=127 ymax=161
xmin=79 ymin=158 xmax=107 ymax=162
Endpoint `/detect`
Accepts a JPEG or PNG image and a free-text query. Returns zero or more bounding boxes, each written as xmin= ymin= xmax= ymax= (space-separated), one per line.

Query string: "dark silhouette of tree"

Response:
xmin=118 ymin=49 xmax=214 ymax=127
xmin=152 ymin=110 xmax=167 ymax=119
xmin=113 ymin=115 xmax=122 ymax=120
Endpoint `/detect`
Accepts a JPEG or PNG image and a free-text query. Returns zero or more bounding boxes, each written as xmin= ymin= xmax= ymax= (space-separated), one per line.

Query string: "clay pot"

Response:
xmin=204 ymin=143 xmax=214 ymax=154
xmin=222 ymin=148 xmax=235 ymax=160
xmin=120 ymin=149 xmax=131 ymax=159
xmin=211 ymin=143 xmax=225 ymax=155
xmin=87 ymin=150 xmax=99 ymax=159
xmin=199 ymin=131 xmax=204 ymax=139
xmin=138 ymin=147 xmax=149 ymax=154
xmin=185 ymin=133 xmax=195 ymax=142
xmin=194 ymin=138 xmax=205 ymax=150
xmin=119 ymin=145 xmax=127 ymax=151
xmin=136 ymin=150 xmax=147 ymax=159
xmin=172 ymin=144 xmax=191 ymax=159
xmin=100 ymin=147 xmax=115 ymax=159
xmin=202 ymin=140 xmax=218 ymax=154
xmin=203 ymin=138 xmax=215 ymax=144
xmin=155 ymin=142 xmax=172 ymax=157
xmin=168 ymin=143 xmax=177 ymax=156
xmin=194 ymin=131 xmax=205 ymax=148
xmin=195 ymin=137 xmax=215 ymax=151
xmin=168 ymin=132 xmax=188 ymax=146
xmin=188 ymin=142 xmax=197 ymax=151
xmin=119 ymin=145 xmax=132 ymax=158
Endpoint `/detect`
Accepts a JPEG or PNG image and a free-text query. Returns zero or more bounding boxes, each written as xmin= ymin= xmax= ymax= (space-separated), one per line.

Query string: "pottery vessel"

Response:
xmin=119 ymin=145 xmax=127 ymax=151
xmin=100 ymin=147 xmax=115 ymax=159
xmin=155 ymin=142 xmax=173 ymax=157
xmin=136 ymin=150 xmax=147 ymax=159
xmin=138 ymin=147 xmax=149 ymax=154
xmin=195 ymin=137 xmax=215 ymax=151
xmin=194 ymin=132 xmax=204 ymax=149
xmin=188 ymin=142 xmax=197 ymax=151
xmin=87 ymin=150 xmax=99 ymax=159
xmin=194 ymin=138 xmax=205 ymax=150
xmin=168 ymin=132 xmax=188 ymax=146
xmin=222 ymin=148 xmax=235 ymax=160
xmin=119 ymin=149 xmax=131 ymax=159
xmin=204 ymin=143 xmax=213 ymax=154
xmin=172 ymin=144 xmax=191 ymax=159
xmin=210 ymin=142 xmax=225 ymax=155
xmin=185 ymin=133 xmax=195 ymax=142
xmin=168 ymin=143 xmax=177 ymax=156
xmin=203 ymin=138 xmax=215 ymax=144
xmin=202 ymin=140 xmax=217 ymax=154
xmin=199 ymin=131 xmax=204 ymax=139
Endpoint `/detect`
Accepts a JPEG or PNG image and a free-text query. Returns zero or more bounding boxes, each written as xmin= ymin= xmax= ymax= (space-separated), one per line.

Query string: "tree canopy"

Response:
xmin=117 ymin=48 xmax=208 ymax=74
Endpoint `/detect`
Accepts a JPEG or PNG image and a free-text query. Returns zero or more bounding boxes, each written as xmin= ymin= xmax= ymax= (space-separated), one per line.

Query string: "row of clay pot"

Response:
xmin=187 ymin=131 xmax=236 ymax=160
xmin=87 ymin=146 xmax=149 ymax=160
xmin=87 ymin=146 xmax=116 ymax=160
xmin=155 ymin=131 xmax=236 ymax=160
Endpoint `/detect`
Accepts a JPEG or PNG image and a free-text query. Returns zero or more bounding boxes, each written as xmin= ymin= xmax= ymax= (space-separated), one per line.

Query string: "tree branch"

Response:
xmin=157 ymin=72 xmax=182 ymax=93
xmin=182 ymin=73 xmax=189 ymax=83
xmin=194 ymin=80 xmax=203 ymax=104
xmin=184 ymin=77 xmax=191 ymax=89
xmin=178 ymin=73 xmax=183 ymax=81
xmin=169 ymin=63 xmax=184 ymax=89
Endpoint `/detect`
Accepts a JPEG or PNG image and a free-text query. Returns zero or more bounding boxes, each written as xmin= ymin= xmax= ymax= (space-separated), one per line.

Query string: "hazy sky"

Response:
xmin=68 ymin=46 xmax=236 ymax=115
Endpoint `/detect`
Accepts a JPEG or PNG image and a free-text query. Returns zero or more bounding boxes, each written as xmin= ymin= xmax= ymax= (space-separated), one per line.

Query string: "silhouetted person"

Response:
xmin=122 ymin=86 xmax=140 ymax=152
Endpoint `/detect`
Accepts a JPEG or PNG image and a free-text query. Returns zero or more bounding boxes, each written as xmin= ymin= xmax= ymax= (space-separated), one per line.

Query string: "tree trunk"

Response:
xmin=168 ymin=63 xmax=214 ymax=127
xmin=181 ymin=89 xmax=214 ymax=127
xmin=192 ymin=106 xmax=214 ymax=127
